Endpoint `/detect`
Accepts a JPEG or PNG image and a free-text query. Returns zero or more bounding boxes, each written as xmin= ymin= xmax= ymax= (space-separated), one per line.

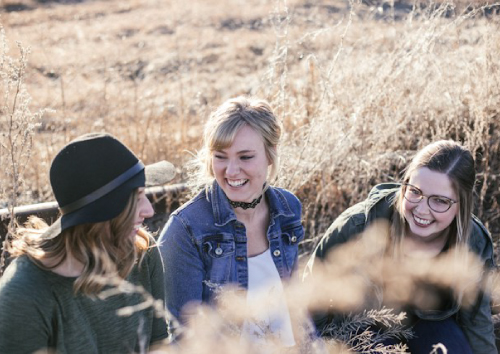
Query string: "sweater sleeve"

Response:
xmin=0 ymin=258 xmax=53 ymax=354
xmin=146 ymin=245 xmax=170 ymax=344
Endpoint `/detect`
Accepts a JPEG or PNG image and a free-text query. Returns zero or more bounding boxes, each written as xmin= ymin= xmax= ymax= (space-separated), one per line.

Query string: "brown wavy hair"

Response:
xmin=10 ymin=189 xmax=150 ymax=295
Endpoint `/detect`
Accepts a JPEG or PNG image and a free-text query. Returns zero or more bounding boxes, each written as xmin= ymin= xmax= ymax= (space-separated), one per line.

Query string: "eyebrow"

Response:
xmin=214 ymin=149 xmax=256 ymax=154
xmin=407 ymin=184 xmax=455 ymax=200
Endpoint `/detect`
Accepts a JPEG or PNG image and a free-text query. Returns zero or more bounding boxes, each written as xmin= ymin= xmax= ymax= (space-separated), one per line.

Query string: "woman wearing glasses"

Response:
xmin=304 ymin=140 xmax=496 ymax=353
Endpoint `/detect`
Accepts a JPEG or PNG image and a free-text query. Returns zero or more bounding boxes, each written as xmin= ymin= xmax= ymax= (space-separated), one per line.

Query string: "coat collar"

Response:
xmin=209 ymin=180 xmax=294 ymax=227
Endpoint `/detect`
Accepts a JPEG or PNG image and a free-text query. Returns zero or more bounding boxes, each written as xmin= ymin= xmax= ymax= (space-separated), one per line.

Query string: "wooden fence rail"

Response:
xmin=0 ymin=183 xmax=188 ymax=240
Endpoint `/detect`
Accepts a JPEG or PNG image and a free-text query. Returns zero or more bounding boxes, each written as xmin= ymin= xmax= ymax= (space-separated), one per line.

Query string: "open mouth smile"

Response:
xmin=413 ymin=214 xmax=433 ymax=226
xmin=227 ymin=179 xmax=248 ymax=187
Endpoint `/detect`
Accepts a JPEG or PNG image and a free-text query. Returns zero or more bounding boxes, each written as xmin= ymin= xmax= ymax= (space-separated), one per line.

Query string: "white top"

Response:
xmin=240 ymin=249 xmax=295 ymax=347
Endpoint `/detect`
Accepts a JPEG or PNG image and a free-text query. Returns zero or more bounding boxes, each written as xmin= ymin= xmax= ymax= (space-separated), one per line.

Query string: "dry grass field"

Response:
xmin=1 ymin=0 xmax=498 ymax=245
xmin=1 ymin=0 xmax=500 ymax=351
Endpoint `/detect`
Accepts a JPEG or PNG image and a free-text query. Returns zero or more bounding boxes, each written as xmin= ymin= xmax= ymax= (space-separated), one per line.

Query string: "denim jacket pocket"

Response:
xmin=281 ymin=223 xmax=305 ymax=271
xmin=202 ymin=234 xmax=235 ymax=283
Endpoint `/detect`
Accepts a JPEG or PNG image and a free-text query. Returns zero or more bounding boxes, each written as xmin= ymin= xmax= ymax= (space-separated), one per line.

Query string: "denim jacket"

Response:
xmin=304 ymin=183 xmax=497 ymax=354
xmin=158 ymin=181 xmax=304 ymax=322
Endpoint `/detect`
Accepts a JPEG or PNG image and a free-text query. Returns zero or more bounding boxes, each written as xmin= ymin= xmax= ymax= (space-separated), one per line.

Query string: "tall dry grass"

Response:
xmin=1 ymin=0 xmax=500 ymax=351
xmin=1 ymin=0 xmax=498 ymax=249
xmin=0 ymin=24 xmax=45 ymax=274
xmin=272 ymin=1 xmax=500 ymax=256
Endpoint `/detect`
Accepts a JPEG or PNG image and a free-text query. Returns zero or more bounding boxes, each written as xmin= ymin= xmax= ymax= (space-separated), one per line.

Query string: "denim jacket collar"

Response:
xmin=209 ymin=180 xmax=295 ymax=227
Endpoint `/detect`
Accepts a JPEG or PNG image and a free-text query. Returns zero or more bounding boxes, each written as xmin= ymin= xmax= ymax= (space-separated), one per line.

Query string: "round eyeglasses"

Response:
xmin=402 ymin=183 xmax=457 ymax=213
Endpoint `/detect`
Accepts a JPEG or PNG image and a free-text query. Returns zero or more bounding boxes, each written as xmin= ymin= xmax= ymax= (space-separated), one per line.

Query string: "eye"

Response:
xmin=137 ymin=188 xmax=146 ymax=200
xmin=432 ymin=197 xmax=451 ymax=206
xmin=408 ymin=187 xmax=422 ymax=195
xmin=214 ymin=154 xmax=226 ymax=160
xmin=240 ymin=155 xmax=254 ymax=161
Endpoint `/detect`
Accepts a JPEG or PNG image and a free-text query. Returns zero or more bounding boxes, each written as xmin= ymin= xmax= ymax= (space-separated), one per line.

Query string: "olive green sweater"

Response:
xmin=0 ymin=247 xmax=168 ymax=354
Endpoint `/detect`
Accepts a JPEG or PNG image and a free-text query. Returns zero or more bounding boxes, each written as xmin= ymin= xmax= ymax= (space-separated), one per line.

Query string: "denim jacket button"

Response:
xmin=215 ymin=247 xmax=223 ymax=256
xmin=273 ymin=249 xmax=281 ymax=257
xmin=291 ymin=236 xmax=297 ymax=243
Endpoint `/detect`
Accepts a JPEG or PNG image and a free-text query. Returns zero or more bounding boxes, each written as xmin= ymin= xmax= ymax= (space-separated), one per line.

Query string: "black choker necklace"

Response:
xmin=228 ymin=194 xmax=263 ymax=210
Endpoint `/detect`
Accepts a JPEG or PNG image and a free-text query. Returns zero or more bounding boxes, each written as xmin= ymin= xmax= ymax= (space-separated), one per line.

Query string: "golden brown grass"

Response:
xmin=1 ymin=0 xmax=499 ymax=245
xmin=1 ymin=1 xmax=500 ymax=350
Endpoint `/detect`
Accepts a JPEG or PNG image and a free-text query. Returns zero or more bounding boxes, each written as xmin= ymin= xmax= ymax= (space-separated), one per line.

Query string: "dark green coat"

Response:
xmin=304 ymin=183 xmax=497 ymax=354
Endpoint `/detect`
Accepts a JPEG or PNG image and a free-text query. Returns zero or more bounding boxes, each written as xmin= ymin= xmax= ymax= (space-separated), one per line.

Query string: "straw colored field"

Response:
xmin=1 ymin=0 xmax=499 ymax=252
xmin=2 ymin=0 xmax=500 ymax=352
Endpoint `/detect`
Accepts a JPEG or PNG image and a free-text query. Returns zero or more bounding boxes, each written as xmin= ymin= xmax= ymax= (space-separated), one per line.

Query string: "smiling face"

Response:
xmin=129 ymin=187 xmax=154 ymax=239
xmin=403 ymin=167 xmax=458 ymax=243
xmin=212 ymin=125 xmax=270 ymax=203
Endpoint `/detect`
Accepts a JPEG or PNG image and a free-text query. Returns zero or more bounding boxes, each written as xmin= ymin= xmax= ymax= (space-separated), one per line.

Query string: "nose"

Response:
xmin=414 ymin=196 xmax=431 ymax=214
xmin=226 ymin=159 xmax=240 ymax=176
xmin=138 ymin=193 xmax=154 ymax=219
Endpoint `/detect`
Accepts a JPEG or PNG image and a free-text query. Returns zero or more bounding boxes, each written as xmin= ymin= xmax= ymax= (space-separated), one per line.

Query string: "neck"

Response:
xmin=227 ymin=194 xmax=263 ymax=210
xmin=403 ymin=228 xmax=450 ymax=258
xmin=42 ymin=254 xmax=85 ymax=277
xmin=226 ymin=182 xmax=267 ymax=211
xmin=233 ymin=195 xmax=269 ymax=222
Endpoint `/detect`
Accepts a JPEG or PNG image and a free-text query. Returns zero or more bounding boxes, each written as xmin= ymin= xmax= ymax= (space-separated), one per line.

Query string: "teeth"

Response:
xmin=414 ymin=215 xmax=431 ymax=225
xmin=227 ymin=179 xmax=247 ymax=187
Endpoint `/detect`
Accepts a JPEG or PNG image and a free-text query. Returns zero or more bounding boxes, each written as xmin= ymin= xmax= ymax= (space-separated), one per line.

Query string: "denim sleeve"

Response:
xmin=158 ymin=215 xmax=205 ymax=325
xmin=290 ymin=198 xmax=304 ymax=275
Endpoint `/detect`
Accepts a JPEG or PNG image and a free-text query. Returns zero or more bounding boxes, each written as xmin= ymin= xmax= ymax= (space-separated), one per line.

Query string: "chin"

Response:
xmin=409 ymin=224 xmax=442 ymax=240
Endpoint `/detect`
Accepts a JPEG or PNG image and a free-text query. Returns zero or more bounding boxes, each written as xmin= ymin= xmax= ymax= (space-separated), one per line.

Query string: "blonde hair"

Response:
xmin=190 ymin=96 xmax=282 ymax=192
xmin=10 ymin=189 xmax=150 ymax=295
xmin=390 ymin=140 xmax=475 ymax=256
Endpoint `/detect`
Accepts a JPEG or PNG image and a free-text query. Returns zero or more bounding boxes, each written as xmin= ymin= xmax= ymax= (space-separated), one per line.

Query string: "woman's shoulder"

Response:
xmin=269 ymin=186 xmax=301 ymax=206
xmin=132 ymin=241 xmax=164 ymax=281
xmin=0 ymin=257 xmax=55 ymax=305
xmin=268 ymin=186 xmax=302 ymax=220
xmin=2 ymin=256 xmax=44 ymax=284
xmin=160 ymin=189 xmax=218 ymax=241
xmin=470 ymin=215 xmax=492 ymax=240
xmin=468 ymin=215 xmax=494 ymax=261
xmin=171 ymin=189 xmax=212 ymax=218
xmin=337 ymin=183 xmax=397 ymax=218
xmin=144 ymin=240 xmax=163 ymax=262
xmin=323 ymin=183 xmax=398 ymax=238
